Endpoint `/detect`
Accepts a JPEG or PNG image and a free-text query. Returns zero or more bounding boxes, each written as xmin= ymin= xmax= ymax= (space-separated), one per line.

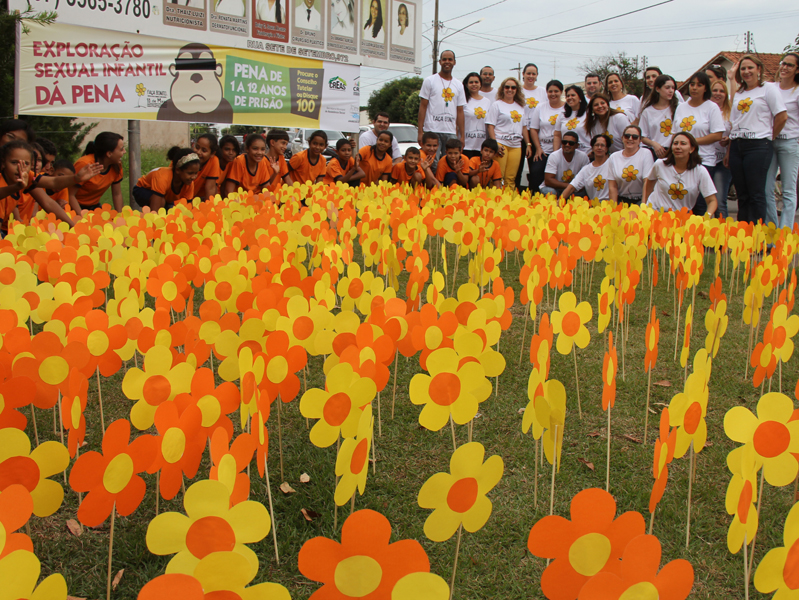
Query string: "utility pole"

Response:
xmin=553 ymin=58 xmax=557 ymax=78
xmin=745 ymin=31 xmax=752 ymax=53
xmin=432 ymin=0 xmax=440 ymax=74
xmin=510 ymin=62 xmax=521 ymax=79
xmin=642 ymin=55 xmax=648 ymax=74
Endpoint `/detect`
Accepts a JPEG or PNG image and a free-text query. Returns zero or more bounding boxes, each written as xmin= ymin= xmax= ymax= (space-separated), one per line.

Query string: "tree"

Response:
xmin=785 ymin=33 xmax=799 ymax=53
xmin=578 ymin=52 xmax=644 ymax=98
xmin=366 ymin=76 xmax=423 ymax=125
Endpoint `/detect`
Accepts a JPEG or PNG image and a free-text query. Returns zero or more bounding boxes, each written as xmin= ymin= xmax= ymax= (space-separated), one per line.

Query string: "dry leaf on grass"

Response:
xmin=280 ymin=482 xmax=296 ymax=494
xmin=67 ymin=596 xmax=86 ymax=600
xmin=517 ymin=407 xmax=526 ymax=414
xmin=301 ymin=508 xmax=320 ymax=522
xmin=587 ymin=432 xmax=601 ymax=438
xmin=112 ymin=569 xmax=124 ymax=590
xmin=648 ymin=407 xmax=657 ymax=414
xmin=66 ymin=519 xmax=82 ymax=537
xmin=300 ymin=473 xmax=310 ymax=483
xmin=654 ymin=380 xmax=672 ymax=387
xmin=577 ymin=458 xmax=595 ymax=471
xmin=622 ymin=435 xmax=643 ymax=444
xmin=661 ymin=311 xmax=670 ymax=316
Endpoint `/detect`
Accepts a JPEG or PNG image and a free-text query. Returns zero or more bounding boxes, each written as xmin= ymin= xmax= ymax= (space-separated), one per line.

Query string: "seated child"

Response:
xmin=468 ymin=139 xmax=503 ymax=189
xmin=324 ymin=139 xmax=366 ymax=185
xmin=390 ymin=147 xmax=425 ymax=185
xmin=419 ymin=131 xmax=440 ymax=188
xmin=435 ymin=138 xmax=470 ymax=187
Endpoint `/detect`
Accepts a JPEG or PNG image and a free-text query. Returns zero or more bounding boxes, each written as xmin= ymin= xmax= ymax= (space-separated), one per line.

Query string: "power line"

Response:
xmin=446 ymin=0 xmax=508 ymax=22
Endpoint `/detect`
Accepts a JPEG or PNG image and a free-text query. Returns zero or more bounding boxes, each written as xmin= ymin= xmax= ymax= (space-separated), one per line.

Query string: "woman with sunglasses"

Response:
xmin=605 ymin=73 xmax=641 ymax=121
xmin=487 ymin=77 xmax=526 ymax=190
xmin=608 ymin=125 xmax=654 ymax=205
xmin=560 ymin=133 xmax=612 ymax=201
xmin=585 ymin=92 xmax=629 ymax=154
xmin=524 ymin=79 xmax=566 ymax=194
xmin=554 ymin=85 xmax=590 ymax=153
xmin=639 ymin=74 xmax=679 ymax=159
xmin=709 ymin=80 xmax=733 ymax=218
xmin=726 ymin=54 xmax=787 ymax=224
xmin=765 ymin=53 xmax=799 ymax=229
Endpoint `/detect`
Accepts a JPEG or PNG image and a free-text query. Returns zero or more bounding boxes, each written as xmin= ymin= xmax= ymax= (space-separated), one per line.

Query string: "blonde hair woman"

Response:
xmin=486 ymin=77 xmax=526 ymax=190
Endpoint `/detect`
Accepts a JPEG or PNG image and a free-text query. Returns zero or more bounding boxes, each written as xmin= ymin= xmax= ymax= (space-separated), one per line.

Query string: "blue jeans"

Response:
xmin=705 ymin=163 xmax=732 ymax=219
xmin=766 ymin=137 xmax=799 ymax=229
xmin=730 ymin=138 xmax=773 ymax=224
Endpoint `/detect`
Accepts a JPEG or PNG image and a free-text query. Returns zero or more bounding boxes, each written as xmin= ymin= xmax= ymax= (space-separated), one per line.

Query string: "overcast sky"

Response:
xmin=360 ymin=0 xmax=799 ymax=105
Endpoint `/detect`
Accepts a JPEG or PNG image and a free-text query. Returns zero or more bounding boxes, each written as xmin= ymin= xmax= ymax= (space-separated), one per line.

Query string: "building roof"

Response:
xmin=677 ymin=51 xmax=783 ymax=94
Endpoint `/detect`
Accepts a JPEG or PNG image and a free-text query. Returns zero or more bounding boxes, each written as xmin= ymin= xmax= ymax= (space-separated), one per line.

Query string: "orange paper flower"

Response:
xmin=209 ymin=428 xmax=255 ymax=506
xmin=0 ymin=484 xmax=34 ymax=558
xmin=601 ymin=332 xmax=617 ymax=411
xmin=644 ymin=306 xmax=659 ymax=373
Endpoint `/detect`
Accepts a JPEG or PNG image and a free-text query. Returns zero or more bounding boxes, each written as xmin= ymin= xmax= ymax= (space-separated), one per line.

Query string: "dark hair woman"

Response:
xmin=639 ymin=74 xmax=679 ymax=160
xmin=70 ymin=131 xmax=125 ymax=213
xmin=554 ymin=85 xmax=590 ymax=153
xmin=524 ymin=79 xmax=565 ymax=194
xmin=462 ymin=72 xmax=492 ymax=159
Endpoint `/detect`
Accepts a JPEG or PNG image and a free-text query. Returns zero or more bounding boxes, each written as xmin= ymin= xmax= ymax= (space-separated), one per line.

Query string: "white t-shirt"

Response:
xmin=610 ymin=94 xmax=641 ymax=121
xmin=522 ymin=87 xmax=549 ymax=112
xmin=588 ymin=113 xmax=630 ymax=154
xmin=558 ymin=112 xmax=590 ymax=152
xmin=420 ymin=74 xmax=467 ymax=135
xmin=710 ymin=120 xmax=732 ymax=166
xmin=767 ymin=82 xmax=799 ymax=140
xmin=359 ymin=128 xmax=401 ymax=157
xmin=645 ymin=159 xmax=717 ymax=211
xmin=640 ymin=105 xmax=675 ymax=149
xmin=486 ymin=100 xmax=525 ymax=148
xmin=545 ymin=149 xmax=590 ymax=185
xmin=464 ymin=96 xmax=493 ymax=151
xmin=526 ymin=103 xmax=566 ymax=155
xmin=672 ymin=100 xmax=725 ymax=165
xmin=609 ymin=148 xmax=654 ymax=200
xmin=730 ymin=84 xmax=787 ymax=140
xmin=569 ymin=159 xmax=613 ymax=200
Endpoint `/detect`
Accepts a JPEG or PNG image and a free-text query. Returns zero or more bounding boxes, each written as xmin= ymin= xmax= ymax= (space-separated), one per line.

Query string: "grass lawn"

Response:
xmin=96 ymin=147 xmax=171 ymax=208
xmin=24 ymin=232 xmax=796 ymax=600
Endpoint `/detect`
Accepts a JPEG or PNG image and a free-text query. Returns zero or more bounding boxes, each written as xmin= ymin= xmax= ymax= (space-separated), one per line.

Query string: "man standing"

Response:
xmin=480 ymin=65 xmax=495 ymax=100
xmin=584 ymin=72 xmax=602 ymax=100
xmin=296 ymin=0 xmax=321 ymax=30
xmin=417 ymin=50 xmax=466 ymax=159
xmin=359 ymin=111 xmax=402 ymax=164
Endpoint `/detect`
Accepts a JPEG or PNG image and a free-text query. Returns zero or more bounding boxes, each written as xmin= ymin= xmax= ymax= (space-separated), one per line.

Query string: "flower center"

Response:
xmin=783 ymin=537 xmax=799 ymax=589
xmin=40 ymin=356 xmax=69 ymax=386
xmin=753 ymin=420 xmax=790 ymax=458
xmin=267 ymin=356 xmax=289 ymax=385
xmin=87 ymin=330 xmax=110 ymax=356
xmin=293 ymin=316 xmax=314 ymax=341
xmin=103 ymin=454 xmax=134 ymax=494
xmin=162 ymin=428 xmax=186 ymax=464
xmin=0 ymin=456 xmax=40 ymax=492
xmin=568 ymin=533 xmax=611 ymax=577
xmin=562 ymin=311 xmax=581 ymax=337
xmin=350 ymin=439 xmax=369 ymax=475
xmin=683 ymin=402 xmax=702 ymax=435
xmin=447 ymin=477 xmax=478 ymax=513
xmin=334 ymin=555 xmax=383 ymax=597
xmin=323 ymin=392 xmax=351 ymax=427
xmin=186 ymin=515 xmax=237 ymax=558
xmin=619 ymin=582 xmax=659 ymax=600
xmin=738 ymin=480 xmax=753 ymax=524
xmin=429 ymin=373 xmax=460 ymax=406
xmin=161 ymin=280 xmax=178 ymax=302
xmin=197 ymin=394 xmax=222 ymax=427
xmin=348 ymin=279 xmax=364 ymax=299
xmin=143 ymin=374 xmax=172 ymax=406
xmin=425 ymin=327 xmax=444 ymax=350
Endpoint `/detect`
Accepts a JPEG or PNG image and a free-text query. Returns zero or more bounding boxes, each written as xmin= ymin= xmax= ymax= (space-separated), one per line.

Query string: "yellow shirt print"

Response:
xmin=562 ymin=169 xmax=574 ymax=183
xmin=511 ymin=110 xmax=522 ymax=123
xmin=738 ymin=98 xmax=753 ymax=113
xmin=474 ymin=107 xmax=486 ymax=119
xmin=593 ymin=175 xmax=606 ymax=191
xmin=566 ymin=118 xmax=579 ymax=130
xmin=669 ymin=182 xmax=687 ymax=201
xmin=622 ymin=165 xmax=638 ymax=182
xmin=660 ymin=119 xmax=672 ymax=137
xmin=680 ymin=116 xmax=696 ymax=132
xmin=527 ymin=97 xmax=539 ymax=109
xmin=442 ymin=87 xmax=454 ymax=103
xmin=548 ymin=114 xmax=558 ymax=125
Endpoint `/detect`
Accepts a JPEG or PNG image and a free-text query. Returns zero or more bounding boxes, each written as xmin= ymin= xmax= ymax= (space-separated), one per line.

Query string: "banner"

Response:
xmin=10 ymin=0 xmax=422 ymax=74
xmin=16 ymin=21 xmax=361 ymax=131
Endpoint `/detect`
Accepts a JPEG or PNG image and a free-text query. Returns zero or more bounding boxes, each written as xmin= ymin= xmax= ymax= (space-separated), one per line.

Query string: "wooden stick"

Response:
xmin=449 ymin=524 xmax=463 ymax=600
xmin=351 ymin=491 xmax=356 ymax=515
xmin=106 ymin=503 xmax=116 ymax=600
xmin=686 ymin=443 xmax=694 ymax=548
xmin=30 ymin=405 xmax=39 ymax=446
xmin=376 ymin=391 xmax=382 ymax=437
xmin=649 ymin=508 xmax=655 ymax=535
xmin=264 ymin=457 xmax=280 ymax=564
xmin=744 ymin=532 xmax=749 ymax=600
xmin=450 ymin=415 xmax=457 ymax=452
xmin=155 ymin=472 xmax=159 ymax=515
xmin=519 ymin=301 xmax=530 ymax=365
xmin=644 ymin=370 xmax=653 ymax=444
xmin=276 ymin=395 xmax=284 ymax=481
xmin=391 ymin=350 xmax=399 ymax=418
xmin=549 ymin=424 xmax=558 ymax=516
xmin=334 ymin=437 xmax=340 ymax=531
xmin=572 ymin=348 xmax=582 ymax=419
xmin=748 ymin=468 xmax=765 ymax=576
xmin=534 ymin=437 xmax=539 ymax=507
xmin=606 ymin=403 xmax=611 ymax=492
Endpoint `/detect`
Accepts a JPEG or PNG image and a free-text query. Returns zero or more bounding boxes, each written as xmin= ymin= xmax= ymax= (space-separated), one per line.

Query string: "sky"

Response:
xmin=359 ymin=0 xmax=799 ymax=104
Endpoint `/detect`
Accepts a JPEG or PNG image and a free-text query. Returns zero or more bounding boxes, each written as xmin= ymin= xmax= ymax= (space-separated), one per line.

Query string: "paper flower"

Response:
xmin=209 ymin=428 xmax=255 ymax=507
xmin=704 ymin=299 xmax=728 ymax=358
xmin=601 ymin=332 xmax=617 ymax=411
xmin=237 ymin=346 xmax=264 ymax=427
xmin=725 ymin=455 xmax=758 ymax=554
xmin=650 ymin=408 xmax=676 ymax=513
xmin=261 ymin=330 xmax=307 ymax=403
xmin=724 ymin=392 xmax=799 ymax=487
xmin=61 ymin=369 xmax=88 ymax=458
xmin=529 ymin=313 xmax=553 ymax=377
xmin=146 ymin=479 xmax=270 ymax=578
xmin=298 ymin=509 xmax=430 ymax=599
xmin=0 ymin=485 xmax=33 ymax=558
xmin=66 ymin=309 xmax=127 ymax=377
xmin=0 ymin=371 xmax=35 ymax=430
xmin=645 ymin=306 xmax=659 ymax=372
xmin=771 ymin=303 xmax=799 ymax=364
xmin=0 ymin=428 xmax=69 ymax=517
xmin=391 ymin=572 xmax=450 ymax=599
xmin=418 ymin=442 xmax=504 ymax=542
xmin=528 ymin=488 xmax=646 ymax=600
xmin=668 ymin=370 xmax=709 ymax=458
xmin=751 ymin=322 xmax=777 ymax=388
xmin=0 ymin=550 xmax=67 ymax=600
xmin=335 ymin=405 xmax=373 ymax=506
xmin=175 ymin=368 xmax=240 ymax=441
xmin=300 ymin=362 xmax=376 ymax=447
xmin=523 ymin=366 xmax=547 ymax=439
xmin=69 ymin=419 xmax=157 ymax=526
xmin=577 ymin=534 xmax=694 ymax=600
xmin=551 ymin=292 xmax=592 ymax=355
xmin=539 ymin=379 xmax=567 ymax=469
xmin=148 ymin=402 xmax=204 ymax=500
xmin=597 ymin=277 xmax=615 ymax=335
xmin=679 ymin=303 xmax=693 ymax=368
xmin=754 ymin=502 xmax=799 ymax=597
xmin=621 ymin=165 xmax=638 ymax=182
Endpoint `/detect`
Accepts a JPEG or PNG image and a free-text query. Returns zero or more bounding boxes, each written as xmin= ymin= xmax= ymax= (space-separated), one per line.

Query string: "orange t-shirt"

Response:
xmin=289 ymin=150 xmax=327 ymax=184
xmin=358 ymin=146 xmax=393 ymax=185
xmin=468 ymin=156 xmax=503 ymax=187
xmin=264 ymin=155 xmax=290 ymax=193
xmin=391 ymin=161 xmax=425 ymax=184
xmin=0 ymin=171 xmax=36 ymax=231
xmin=225 ymin=154 xmax=270 ymax=193
xmin=50 ymin=187 xmax=69 ymax=207
xmin=194 ymin=155 xmax=221 ymax=200
xmin=324 ymin=157 xmax=355 ymax=184
xmin=136 ymin=167 xmax=195 ymax=204
xmin=435 ymin=153 xmax=470 ymax=183
xmin=73 ymin=154 xmax=123 ymax=207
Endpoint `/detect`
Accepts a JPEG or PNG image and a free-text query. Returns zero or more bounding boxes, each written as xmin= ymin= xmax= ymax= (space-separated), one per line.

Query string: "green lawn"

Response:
xmin=97 ymin=147 xmax=171 ymax=208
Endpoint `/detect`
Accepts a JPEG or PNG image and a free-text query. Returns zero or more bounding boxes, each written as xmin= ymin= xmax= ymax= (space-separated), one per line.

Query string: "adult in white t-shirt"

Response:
xmin=608 ymin=124 xmax=654 ymax=204
xmin=639 ymin=74 xmax=679 ymax=159
xmin=644 ymin=132 xmax=718 ymax=214
xmin=765 ymin=53 xmax=799 ymax=229
xmin=585 ymin=92 xmax=630 ymax=154
xmin=480 ymin=66 xmax=496 ymax=104
xmin=727 ymin=55 xmax=787 ymax=224
xmin=524 ymin=79 xmax=566 ymax=193
xmin=462 ymin=72 xmax=492 ymax=158
xmin=516 ymin=63 xmax=549 ymax=188
xmin=554 ymin=85 xmax=590 ymax=153
xmin=561 ymin=133 xmax=613 ymax=201
xmin=642 ymin=66 xmax=685 ymax=107
xmin=542 ymin=131 xmax=589 ymax=196
xmin=418 ymin=50 xmax=466 ymax=159
xmin=606 ymin=73 xmax=641 ymax=121
xmin=708 ymin=80 xmax=733 ymax=218
xmin=359 ymin=112 xmax=402 ymax=163
xmin=486 ymin=77 xmax=525 ymax=190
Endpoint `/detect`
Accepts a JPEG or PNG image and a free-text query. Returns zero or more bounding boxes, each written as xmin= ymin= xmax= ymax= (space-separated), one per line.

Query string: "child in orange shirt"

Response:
xmin=358 ymin=131 xmax=394 ymax=185
xmin=390 ymin=147 xmax=425 ymax=185
xmin=468 ymin=139 xmax=503 ymax=189
xmin=193 ymin=133 xmax=222 ymax=200
xmin=263 ymin=129 xmax=293 ymax=194
xmin=218 ymin=135 xmax=241 ymax=187
xmin=324 ymin=139 xmax=365 ymax=185
xmin=224 ymin=133 xmax=270 ymax=196
xmin=290 ymin=130 xmax=328 ymax=184
xmin=69 ymin=131 xmax=125 ymax=213
xmin=419 ymin=132 xmax=440 ymax=188
xmin=49 ymin=160 xmax=75 ymax=207
xmin=133 ymin=147 xmax=200 ymax=211
xmin=435 ymin=138 xmax=470 ymax=187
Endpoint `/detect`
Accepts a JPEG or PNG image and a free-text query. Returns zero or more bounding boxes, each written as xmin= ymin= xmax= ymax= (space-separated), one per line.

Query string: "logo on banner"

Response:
xmin=353 ymin=76 xmax=360 ymax=96
xmin=328 ymin=76 xmax=347 ymax=91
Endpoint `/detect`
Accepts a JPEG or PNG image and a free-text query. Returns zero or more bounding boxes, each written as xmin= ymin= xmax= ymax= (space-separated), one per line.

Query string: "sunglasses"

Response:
xmin=623 ymin=133 xmax=640 ymax=140
xmin=504 ymin=85 xmax=517 ymax=90
xmin=561 ymin=140 xmax=578 ymax=146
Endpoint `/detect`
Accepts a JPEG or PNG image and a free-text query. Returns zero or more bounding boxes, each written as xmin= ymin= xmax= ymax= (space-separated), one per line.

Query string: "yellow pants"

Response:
xmin=497 ymin=144 xmax=522 ymax=191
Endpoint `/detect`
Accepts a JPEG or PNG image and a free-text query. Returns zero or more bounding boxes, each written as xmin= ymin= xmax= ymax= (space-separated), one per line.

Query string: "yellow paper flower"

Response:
xmin=195 ymin=551 xmax=290 ymax=599
xmin=597 ymin=276 xmax=615 ymax=334
xmin=725 ymin=454 xmax=759 ymax=554
xmin=738 ymin=97 xmax=753 ymax=113
xmin=593 ymin=175 xmax=606 ymax=191
xmin=679 ymin=303 xmax=693 ymax=368
xmin=418 ymin=442 xmax=504 ymax=542
xmin=724 ymin=392 xmax=799 ymax=487
xmin=0 ymin=550 xmax=67 ymax=600
xmin=755 ymin=502 xmax=799 ymax=597
xmin=334 ymin=405 xmax=373 ymax=506
xmin=668 ymin=370 xmax=708 ymax=458
xmin=537 ymin=379 xmax=567 ymax=468
xmin=392 ymin=572 xmax=450 ymax=599
xmin=522 ymin=366 xmax=547 ymax=439
xmin=146 ymin=479 xmax=271 ymax=578
xmin=704 ymin=299 xmax=728 ymax=358
xmin=561 ymin=169 xmax=574 ymax=183
xmin=680 ymin=116 xmax=696 ymax=131
xmin=621 ymin=165 xmax=638 ymax=182
xmin=511 ymin=110 xmax=522 ymax=123
xmin=669 ymin=182 xmax=687 ymax=201
xmin=300 ymin=362 xmax=376 ymax=447
xmin=474 ymin=107 xmax=486 ymax=119
xmin=659 ymin=119 xmax=672 ymax=136
xmin=771 ymin=303 xmax=799 ymax=364
xmin=0 ymin=429 xmax=68 ymax=517
xmin=409 ymin=347 xmax=490 ymax=431
xmin=551 ymin=291 xmax=593 ymax=355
